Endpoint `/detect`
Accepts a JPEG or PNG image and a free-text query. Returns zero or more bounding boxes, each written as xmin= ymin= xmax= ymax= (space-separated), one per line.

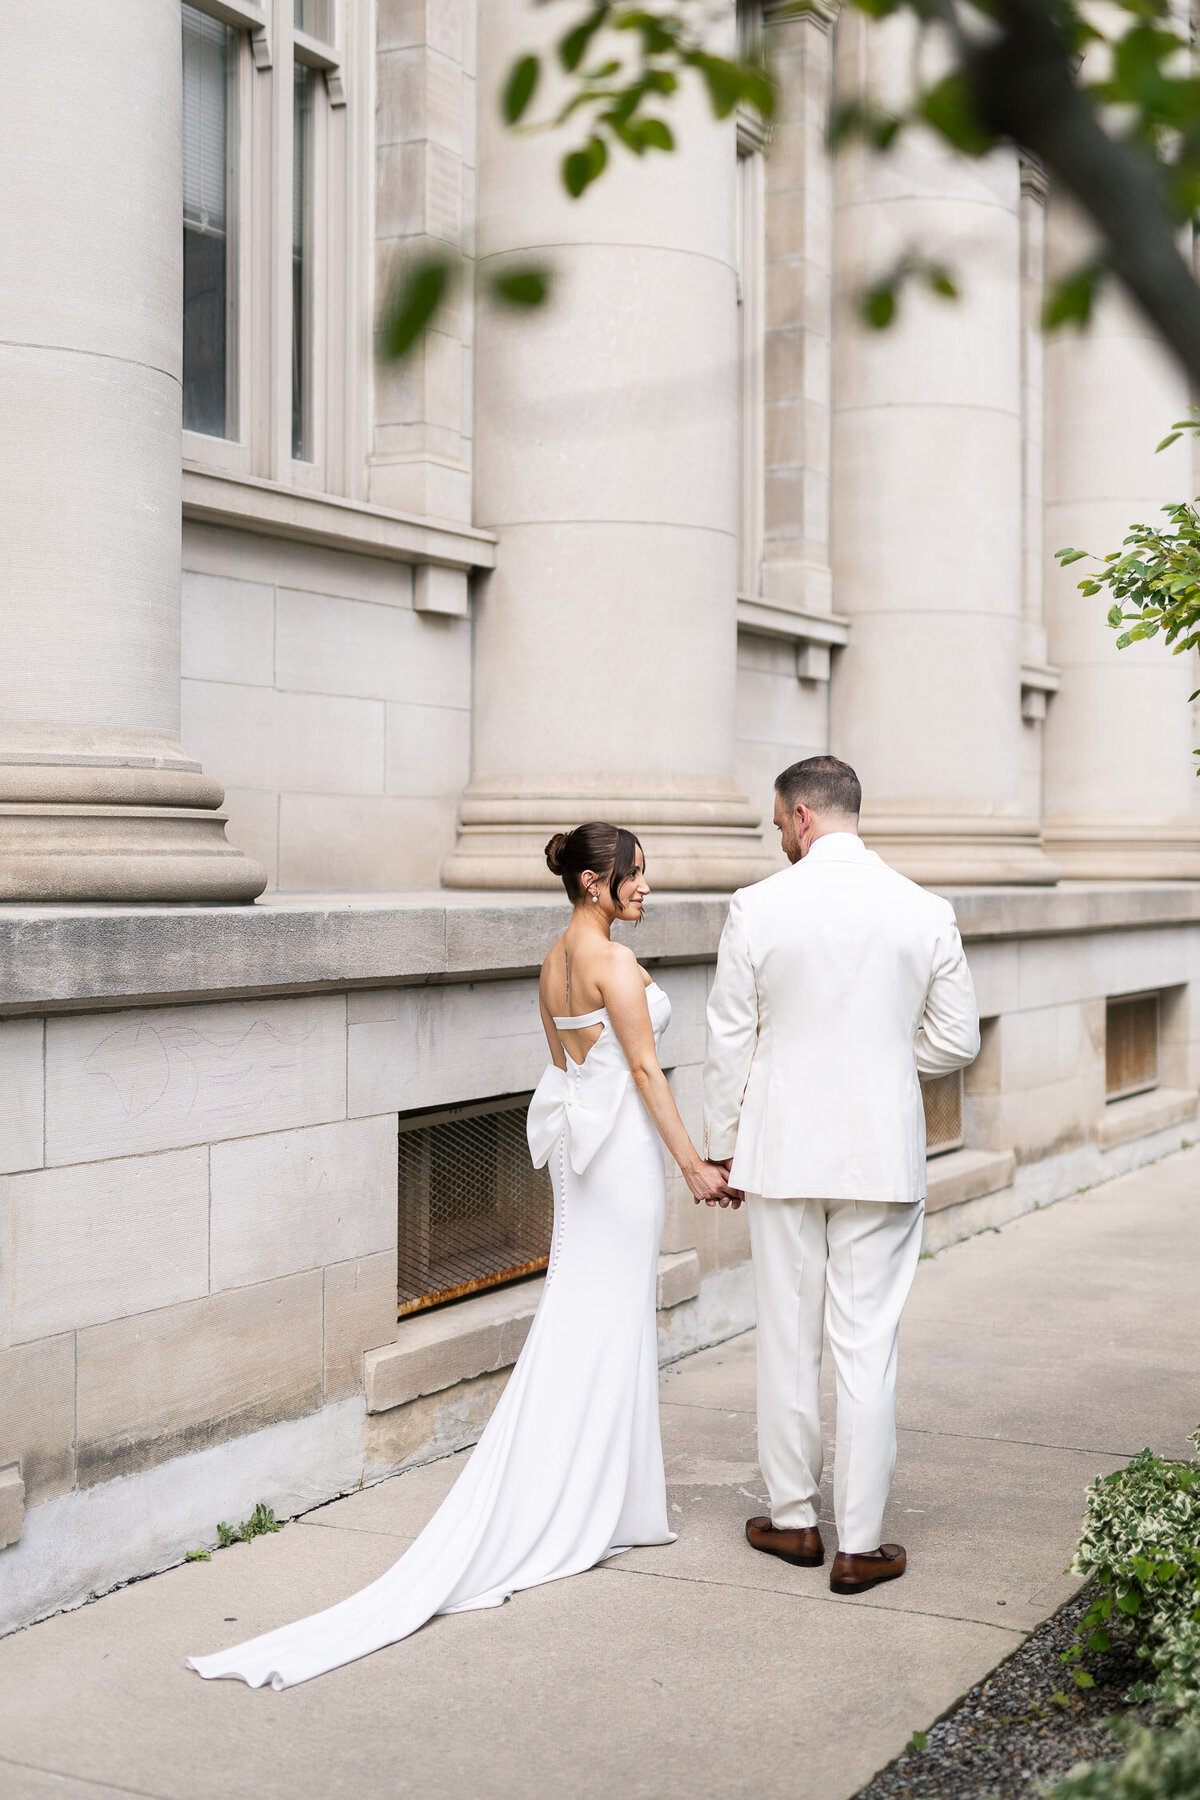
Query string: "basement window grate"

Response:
xmin=397 ymin=1092 xmax=553 ymax=1318
xmin=1106 ymin=992 xmax=1159 ymax=1102
xmin=921 ymin=1069 xmax=964 ymax=1157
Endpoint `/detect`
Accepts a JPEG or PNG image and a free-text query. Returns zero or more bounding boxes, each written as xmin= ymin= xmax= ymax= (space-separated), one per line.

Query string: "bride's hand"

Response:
xmin=687 ymin=1159 xmax=734 ymax=1208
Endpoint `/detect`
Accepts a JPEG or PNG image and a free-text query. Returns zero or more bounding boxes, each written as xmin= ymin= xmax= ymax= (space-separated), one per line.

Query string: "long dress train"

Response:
xmin=186 ymin=983 xmax=676 ymax=1689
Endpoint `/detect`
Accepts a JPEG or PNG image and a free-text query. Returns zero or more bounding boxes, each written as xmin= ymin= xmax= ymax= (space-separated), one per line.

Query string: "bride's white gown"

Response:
xmin=186 ymin=982 xmax=676 ymax=1689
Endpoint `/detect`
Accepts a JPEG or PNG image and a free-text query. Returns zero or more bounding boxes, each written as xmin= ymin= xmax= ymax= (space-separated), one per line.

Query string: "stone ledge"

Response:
xmin=3 ymin=883 xmax=1199 ymax=1017
xmin=0 ymin=1463 xmax=25 ymax=1549
xmin=365 ymin=1250 xmax=708 ymax=1417
xmin=925 ymin=1146 xmax=1017 ymax=1215
xmin=656 ymin=1249 xmax=702 ymax=1311
xmin=181 ymin=466 xmax=497 ymax=571
xmin=1096 ymin=1086 xmax=1199 ymax=1151
xmin=365 ymin=1280 xmax=544 ymax=1415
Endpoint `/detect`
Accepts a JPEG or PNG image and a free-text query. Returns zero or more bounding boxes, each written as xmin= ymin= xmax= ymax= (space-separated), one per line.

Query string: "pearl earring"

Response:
xmin=591 ymin=888 xmax=599 ymax=902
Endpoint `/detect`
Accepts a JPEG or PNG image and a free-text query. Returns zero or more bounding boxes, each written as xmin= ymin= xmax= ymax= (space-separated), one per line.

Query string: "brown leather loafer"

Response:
xmin=745 ymin=1516 xmax=825 ymax=1567
xmin=830 ymin=1544 xmax=906 ymax=1595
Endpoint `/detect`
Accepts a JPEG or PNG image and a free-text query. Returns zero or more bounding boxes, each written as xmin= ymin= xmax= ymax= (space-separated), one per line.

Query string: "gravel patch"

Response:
xmin=854 ymin=1587 xmax=1153 ymax=1800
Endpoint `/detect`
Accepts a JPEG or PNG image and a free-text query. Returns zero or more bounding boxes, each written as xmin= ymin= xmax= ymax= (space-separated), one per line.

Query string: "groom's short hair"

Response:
xmin=775 ymin=755 xmax=862 ymax=819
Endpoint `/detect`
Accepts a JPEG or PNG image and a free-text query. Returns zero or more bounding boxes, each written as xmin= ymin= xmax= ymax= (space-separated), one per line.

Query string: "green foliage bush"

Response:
xmin=1044 ymin=1720 xmax=1200 ymax=1798
xmin=1066 ymin=1432 xmax=1200 ymax=1720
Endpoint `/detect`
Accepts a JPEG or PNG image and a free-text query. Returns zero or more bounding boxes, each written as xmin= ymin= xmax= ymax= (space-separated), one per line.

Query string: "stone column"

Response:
xmin=442 ymin=1 xmax=771 ymax=889
xmin=829 ymin=11 xmax=1055 ymax=883
xmin=1042 ymin=187 xmax=1200 ymax=878
xmin=0 ymin=2 xmax=265 ymax=902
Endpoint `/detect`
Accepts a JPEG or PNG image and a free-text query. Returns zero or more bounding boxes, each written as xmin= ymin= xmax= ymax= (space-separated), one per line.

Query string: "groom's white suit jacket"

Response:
xmin=703 ymin=832 xmax=980 ymax=1203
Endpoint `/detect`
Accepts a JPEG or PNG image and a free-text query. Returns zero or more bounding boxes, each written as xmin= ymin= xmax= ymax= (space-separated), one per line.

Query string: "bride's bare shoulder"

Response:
xmin=598 ymin=940 xmax=652 ymax=991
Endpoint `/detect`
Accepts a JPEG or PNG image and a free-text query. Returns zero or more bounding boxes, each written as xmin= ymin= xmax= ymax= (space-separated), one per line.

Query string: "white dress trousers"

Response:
xmin=745 ymin=1191 xmax=924 ymax=1553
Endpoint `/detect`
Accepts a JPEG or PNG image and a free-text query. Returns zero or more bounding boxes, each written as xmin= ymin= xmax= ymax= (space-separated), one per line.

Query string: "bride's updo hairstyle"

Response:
xmin=544 ymin=822 xmax=644 ymax=908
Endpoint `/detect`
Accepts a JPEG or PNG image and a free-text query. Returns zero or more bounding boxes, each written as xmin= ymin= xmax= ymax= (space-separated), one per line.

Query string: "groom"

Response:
xmin=701 ymin=756 xmax=979 ymax=1594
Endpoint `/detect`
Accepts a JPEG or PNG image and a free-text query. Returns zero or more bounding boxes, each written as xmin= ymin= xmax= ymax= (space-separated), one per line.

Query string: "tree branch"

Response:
xmin=960 ymin=0 xmax=1200 ymax=384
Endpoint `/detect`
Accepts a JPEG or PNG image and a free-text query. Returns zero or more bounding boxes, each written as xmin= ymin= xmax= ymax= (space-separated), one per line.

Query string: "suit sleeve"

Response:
xmin=702 ymin=893 xmax=759 ymax=1161
xmin=914 ymin=911 xmax=981 ymax=1077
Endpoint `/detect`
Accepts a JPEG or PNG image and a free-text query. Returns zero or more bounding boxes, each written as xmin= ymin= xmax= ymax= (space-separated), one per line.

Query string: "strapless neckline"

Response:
xmin=552 ymin=979 xmax=665 ymax=1030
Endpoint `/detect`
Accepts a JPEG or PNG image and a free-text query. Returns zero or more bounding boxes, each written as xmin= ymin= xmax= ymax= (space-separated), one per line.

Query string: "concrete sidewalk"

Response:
xmin=1 ymin=1148 xmax=1197 ymax=1800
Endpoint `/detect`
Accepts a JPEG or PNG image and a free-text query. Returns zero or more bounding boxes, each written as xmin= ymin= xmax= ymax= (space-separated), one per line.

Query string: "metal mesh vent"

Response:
xmin=922 ymin=1069 xmax=964 ymax=1156
xmin=1106 ymin=993 xmax=1159 ymax=1100
xmin=397 ymin=1093 xmax=553 ymax=1318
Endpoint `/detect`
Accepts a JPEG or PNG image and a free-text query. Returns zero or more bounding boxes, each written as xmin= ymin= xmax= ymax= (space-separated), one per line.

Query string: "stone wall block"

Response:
xmin=1159 ymin=982 xmax=1200 ymax=1089
xmin=210 ymin=1116 xmax=398 ymax=1292
xmin=364 ymin=1367 xmax=509 ymax=1481
xmin=278 ymin=793 xmax=456 ymax=891
xmin=963 ymin=941 xmax=1020 ymax=1019
xmin=348 ymin=978 xmax=547 ymax=1117
xmin=655 ymin=964 xmax=711 ymax=1068
xmin=377 ymin=0 xmax=465 ymax=58
xmin=45 ymin=996 xmax=347 ymax=1164
xmin=324 ymin=1252 xmax=398 ymax=1403
xmin=180 ymin=573 xmax=275 ymax=687
xmin=0 ymin=1462 xmax=24 ymax=1548
xmin=384 ymin=703 xmax=470 ymax=797
xmin=10 ymin=1148 xmax=209 ymax=1342
xmin=0 ymin=1334 xmax=75 ymax=1505
xmin=0 ymin=1018 xmax=43 ymax=1175
xmin=75 ymin=1273 xmax=324 ymax=1487
xmin=276 ymin=588 xmax=470 ymax=707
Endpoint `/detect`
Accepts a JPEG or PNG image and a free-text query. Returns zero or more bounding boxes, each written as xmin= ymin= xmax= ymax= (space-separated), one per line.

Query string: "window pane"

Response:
xmin=292 ymin=61 xmax=316 ymax=461
xmin=295 ymin=0 xmax=334 ymax=42
xmin=182 ymin=4 xmax=236 ymax=438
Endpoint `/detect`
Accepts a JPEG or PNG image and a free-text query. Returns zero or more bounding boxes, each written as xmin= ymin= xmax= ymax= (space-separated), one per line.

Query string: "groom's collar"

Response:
xmin=799 ymin=831 xmax=873 ymax=866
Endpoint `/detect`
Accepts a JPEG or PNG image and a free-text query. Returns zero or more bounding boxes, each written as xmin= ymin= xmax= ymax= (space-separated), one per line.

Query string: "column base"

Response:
xmin=860 ymin=814 xmax=1060 ymax=886
xmin=0 ymin=727 xmax=267 ymax=903
xmin=0 ymin=805 xmax=268 ymax=903
xmin=1041 ymin=820 xmax=1200 ymax=881
xmin=442 ymin=792 xmax=776 ymax=891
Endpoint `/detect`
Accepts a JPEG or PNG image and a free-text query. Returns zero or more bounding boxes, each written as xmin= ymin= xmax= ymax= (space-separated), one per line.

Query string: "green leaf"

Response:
xmin=559 ymin=7 xmax=607 ymax=73
xmin=1042 ymin=262 xmax=1104 ymax=331
xmin=488 ymin=265 xmax=551 ymax=308
xmin=1086 ymin=1629 xmax=1111 ymax=1652
xmin=185 ymin=1548 xmax=211 ymax=1562
xmin=637 ymin=116 xmax=674 ymax=151
xmin=907 ymin=1730 xmax=928 ymax=1752
xmin=503 ymin=55 xmax=540 ymax=125
xmin=1057 ymin=547 xmax=1087 ymax=564
xmin=1157 ymin=431 xmax=1183 ymax=451
xmin=1117 ymin=1588 xmax=1143 ymax=1615
xmin=689 ymin=51 xmax=743 ymax=119
xmin=1049 ymin=1691 xmax=1072 ymax=1708
xmin=1073 ymin=1669 xmax=1095 ymax=1688
xmin=862 ymin=284 xmax=896 ymax=329
xmin=920 ymin=73 xmax=997 ymax=157
xmin=563 ymin=134 xmax=607 ymax=196
xmin=380 ymin=255 xmax=452 ymax=361
xmin=1108 ymin=605 xmax=1124 ymax=627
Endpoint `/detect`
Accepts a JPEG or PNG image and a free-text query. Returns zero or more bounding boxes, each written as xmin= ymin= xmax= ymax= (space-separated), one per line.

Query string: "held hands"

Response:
xmin=687 ymin=1157 xmax=744 ymax=1210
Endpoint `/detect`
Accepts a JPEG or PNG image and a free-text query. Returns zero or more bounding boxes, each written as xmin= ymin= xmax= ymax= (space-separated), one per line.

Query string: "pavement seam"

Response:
xmin=0 ymin=1754 xmax=173 ymax=1800
xmin=594 ymin=1560 xmax=1029 ymax=1634
xmin=659 ymin=1399 xmax=1142 ymax=1460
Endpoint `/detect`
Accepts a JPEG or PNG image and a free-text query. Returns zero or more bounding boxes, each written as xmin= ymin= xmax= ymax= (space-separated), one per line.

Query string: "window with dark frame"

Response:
xmin=182 ymin=4 xmax=237 ymax=438
xmin=291 ymin=57 xmax=316 ymax=461
xmin=397 ymin=1094 xmax=554 ymax=1318
xmin=1105 ymin=992 xmax=1159 ymax=1101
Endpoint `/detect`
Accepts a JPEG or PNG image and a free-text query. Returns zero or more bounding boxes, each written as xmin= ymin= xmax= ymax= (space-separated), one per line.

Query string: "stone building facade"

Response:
xmin=2 ymin=0 xmax=1200 ymax=1631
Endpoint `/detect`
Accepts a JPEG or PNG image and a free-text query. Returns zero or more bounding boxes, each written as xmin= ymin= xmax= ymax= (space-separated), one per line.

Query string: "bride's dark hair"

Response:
xmin=544 ymin=822 xmax=644 ymax=908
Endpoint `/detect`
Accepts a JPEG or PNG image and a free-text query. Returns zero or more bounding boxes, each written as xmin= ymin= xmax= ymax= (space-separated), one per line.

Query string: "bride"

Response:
xmin=187 ymin=821 xmax=732 ymax=1688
